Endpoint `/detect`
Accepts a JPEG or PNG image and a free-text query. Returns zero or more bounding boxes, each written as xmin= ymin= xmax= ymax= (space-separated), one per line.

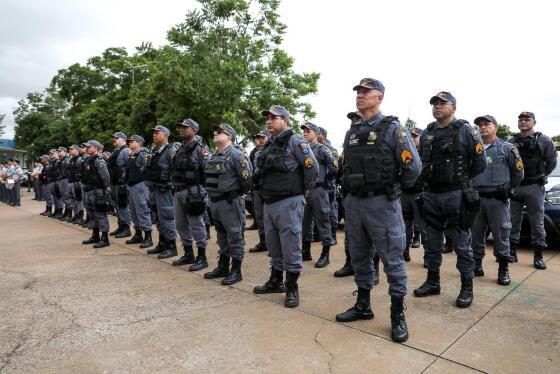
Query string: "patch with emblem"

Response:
xmin=475 ymin=143 xmax=484 ymax=155
xmin=333 ymin=159 xmax=338 ymax=167
xmin=487 ymin=156 xmax=493 ymax=165
xmin=367 ymin=131 xmax=377 ymax=144
xmin=304 ymin=156 xmax=314 ymax=169
xmin=516 ymin=160 xmax=524 ymax=170
xmin=469 ymin=130 xmax=479 ymax=140
xmin=396 ymin=129 xmax=407 ymax=143
xmin=512 ymin=147 xmax=521 ymax=159
xmin=299 ymin=143 xmax=310 ymax=154
xmin=401 ymin=149 xmax=413 ymax=165
xmin=241 ymin=169 xmax=249 ymax=179
xmin=215 ymin=163 xmax=221 ymax=172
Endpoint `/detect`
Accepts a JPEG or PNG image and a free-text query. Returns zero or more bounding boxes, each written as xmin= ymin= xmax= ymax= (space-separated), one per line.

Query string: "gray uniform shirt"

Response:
xmin=310 ymin=141 xmax=338 ymax=184
xmin=205 ymin=144 xmax=252 ymax=197
xmin=473 ymin=138 xmax=524 ymax=191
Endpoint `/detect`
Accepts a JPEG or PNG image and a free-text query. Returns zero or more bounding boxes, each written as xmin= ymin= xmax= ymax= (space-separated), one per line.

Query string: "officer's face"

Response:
xmin=212 ymin=129 xmax=231 ymax=145
xmin=303 ymin=128 xmax=317 ymax=143
xmin=431 ymin=100 xmax=455 ymax=121
xmin=355 ymin=88 xmax=383 ymax=112
xmin=51 ymin=153 xmax=59 ymax=160
xmin=317 ymin=133 xmax=326 ymax=143
xmin=152 ymin=130 xmax=167 ymax=146
xmin=254 ymin=136 xmax=267 ymax=147
xmin=179 ymin=126 xmax=196 ymax=140
xmin=478 ymin=120 xmax=498 ymax=139
xmin=86 ymin=146 xmax=97 ymax=155
xmin=69 ymin=148 xmax=78 ymax=156
xmin=265 ymin=114 xmax=288 ymax=136
xmin=128 ymin=140 xmax=139 ymax=151
xmin=518 ymin=116 xmax=535 ymax=131
xmin=411 ymin=133 xmax=421 ymax=149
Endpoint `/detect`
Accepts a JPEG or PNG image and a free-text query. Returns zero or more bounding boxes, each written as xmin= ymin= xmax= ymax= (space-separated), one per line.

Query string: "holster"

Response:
xmin=185 ymin=185 xmax=206 ymax=216
xmin=74 ymin=183 xmax=83 ymax=202
xmin=117 ymin=185 xmax=129 ymax=208
xmin=94 ymin=193 xmax=109 ymax=213
xmin=459 ymin=183 xmax=480 ymax=229
xmin=53 ymin=183 xmax=61 ymax=198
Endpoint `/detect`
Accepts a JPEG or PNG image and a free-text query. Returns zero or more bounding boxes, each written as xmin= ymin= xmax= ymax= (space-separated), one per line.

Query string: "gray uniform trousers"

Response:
xmin=86 ymin=189 xmax=110 ymax=232
xmin=49 ymin=182 xmax=63 ymax=209
xmin=10 ymin=181 xmax=21 ymax=204
xmin=423 ymin=190 xmax=475 ymax=279
xmin=328 ymin=190 xmax=338 ymax=231
xmin=111 ymin=185 xmax=132 ymax=226
xmin=209 ymin=196 xmax=245 ymax=261
xmin=150 ymin=190 xmax=176 ymax=241
xmin=33 ymin=179 xmax=42 ymax=199
xmin=174 ymin=187 xmax=208 ymax=248
xmin=84 ymin=188 xmax=95 ymax=228
xmin=302 ymin=187 xmax=332 ymax=245
xmin=510 ymin=183 xmax=547 ymax=247
xmin=264 ymin=195 xmax=306 ymax=273
xmin=56 ymin=178 xmax=72 ymax=210
xmin=68 ymin=182 xmax=84 ymax=213
xmin=42 ymin=183 xmax=53 ymax=207
xmin=128 ymin=182 xmax=152 ymax=232
xmin=345 ymin=194 xmax=407 ymax=296
xmin=472 ymin=197 xmax=512 ymax=260
xmin=253 ymin=190 xmax=265 ymax=236
xmin=401 ymin=192 xmax=426 ymax=250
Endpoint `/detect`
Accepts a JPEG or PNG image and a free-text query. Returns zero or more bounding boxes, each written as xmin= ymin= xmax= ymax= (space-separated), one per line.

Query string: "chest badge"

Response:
xmin=215 ymin=163 xmax=222 ymax=172
xmin=367 ymin=131 xmax=377 ymax=144
xmin=487 ymin=156 xmax=493 ymax=165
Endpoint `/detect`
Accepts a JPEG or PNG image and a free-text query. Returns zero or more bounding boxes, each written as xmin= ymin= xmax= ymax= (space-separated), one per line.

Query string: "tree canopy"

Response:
xmin=14 ymin=0 xmax=319 ymax=159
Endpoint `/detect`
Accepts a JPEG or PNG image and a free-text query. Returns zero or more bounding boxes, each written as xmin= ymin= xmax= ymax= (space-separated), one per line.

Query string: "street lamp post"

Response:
xmin=124 ymin=61 xmax=147 ymax=87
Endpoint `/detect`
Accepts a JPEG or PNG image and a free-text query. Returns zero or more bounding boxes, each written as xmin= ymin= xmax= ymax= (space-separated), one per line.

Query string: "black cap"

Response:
xmin=429 ymin=91 xmax=456 ymax=105
xmin=353 ymin=78 xmax=385 ymax=94
xmin=261 ymin=105 xmax=292 ymax=119
xmin=213 ymin=123 xmax=237 ymax=139
xmin=518 ymin=111 xmax=536 ymax=120
xmin=254 ymin=130 xmax=271 ymax=139
xmin=178 ymin=118 xmax=200 ymax=131
xmin=300 ymin=122 xmax=320 ymax=133
xmin=474 ymin=115 xmax=498 ymax=126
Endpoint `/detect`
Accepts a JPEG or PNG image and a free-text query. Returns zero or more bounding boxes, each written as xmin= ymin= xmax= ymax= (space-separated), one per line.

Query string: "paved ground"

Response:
xmin=1 ymin=192 xmax=559 ymax=373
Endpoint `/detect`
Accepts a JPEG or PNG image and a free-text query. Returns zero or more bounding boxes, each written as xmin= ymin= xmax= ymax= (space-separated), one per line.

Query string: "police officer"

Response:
xmin=170 ymin=118 xmax=210 ymax=270
xmin=400 ymin=127 xmax=426 ymax=262
xmin=124 ymin=135 xmax=153 ymax=248
xmin=108 ymin=132 xmax=132 ymax=238
xmin=253 ymin=105 xmax=319 ymax=308
xmin=248 ymin=130 xmax=270 ymax=253
xmin=81 ymin=140 xmax=112 ymax=249
xmin=509 ymin=112 xmax=557 ymax=269
xmin=78 ymin=143 xmax=91 ymax=227
xmin=55 ymin=147 xmax=73 ymax=220
xmin=414 ymin=91 xmax=487 ymax=309
xmin=336 ymin=78 xmax=420 ymax=343
xmin=317 ymin=126 xmax=340 ymax=246
xmin=471 ymin=115 xmax=524 ymax=285
xmin=63 ymin=145 xmax=85 ymax=224
xmin=202 ymin=123 xmax=252 ymax=285
xmin=300 ymin=122 xmax=337 ymax=268
xmin=47 ymin=149 xmax=63 ymax=218
xmin=39 ymin=155 xmax=54 ymax=216
xmin=143 ymin=125 xmax=177 ymax=258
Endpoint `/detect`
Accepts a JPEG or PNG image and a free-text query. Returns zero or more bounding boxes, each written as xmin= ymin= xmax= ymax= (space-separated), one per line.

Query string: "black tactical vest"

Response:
xmin=421 ymin=120 xmax=468 ymax=189
xmin=108 ymin=146 xmax=126 ymax=184
xmin=512 ymin=133 xmax=544 ymax=183
xmin=257 ymin=129 xmax=304 ymax=199
xmin=143 ymin=144 xmax=172 ymax=184
xmin=67 ymin=156 xmax=80 ymax=182
xmin=343 ymin=116 xmax=400 ymax=194
xmin=40 ymin=164 xmax=49 ymax=184
xmin=126 ymin=149 xmax=146 ymax=186
xmin=170 ymin=141 xmax=203 ymax=186
xmin=82 ymin=156 xmax=104 ymax=188
xmin=47 ymin=160 xmax=60 ymax=180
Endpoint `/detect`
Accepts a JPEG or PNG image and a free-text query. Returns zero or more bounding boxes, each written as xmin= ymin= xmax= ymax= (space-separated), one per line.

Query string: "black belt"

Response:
xmin=477 ymin=190 xmax=501 ymax=199
xmin=149 ymin=184 xmax=171 ymax=192
xmin=262 ymin=193 xmax=300 ymax=205
xmin=209 ymin=191 xmax=239 ymax=203
xmin=349 ymin=189 xmax=386 ymax=198
xmin=426 ymin=184 xmax=462 ymax=193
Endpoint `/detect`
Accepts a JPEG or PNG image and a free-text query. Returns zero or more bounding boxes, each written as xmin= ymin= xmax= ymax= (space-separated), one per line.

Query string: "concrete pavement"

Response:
xmin=1 ymin=193 xmax=559 ymax=373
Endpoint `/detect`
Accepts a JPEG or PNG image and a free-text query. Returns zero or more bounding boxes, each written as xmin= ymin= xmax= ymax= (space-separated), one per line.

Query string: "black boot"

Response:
xmin=456 ymin=276 xmax=473 ymax=308
xmin=284 ymin=271 xmax=300 ymax=308
xmin=115 ymin=225 xmax=131 ymax=238
xmin=146 ymin=232 xmax=165 ymax=253
xmin=390 ymin=296 xmax=409 ymax=343
xmin=222 ymin=258 xmax=243 ymax=285
xmin=442 ymin=239 xmax=452 ymax=253
xmin=205 ymin=224 xmax=211 ymax=239
xmin=534 ymin=248 xmax=547 ymax=270
xmin=474 ymin=259 xmax=484 ymax=277
xmin=61 ymin=208 xmax=73 ymax=221
xmin=254 ymin=268 xmax=285 ymax=294
xmin=51 ymin=208 xmax=63 ymax=219
xmin=126 ymin=229 xmax=143 ymax=244
xmin=81 ymin=213 xmax=90 ymax=228
xmin=302 ymin=241 xmax=312 ymax=261
xmin=158 ymin=238 xmax=178 ymax=259
xmin=331 ymin=227 xmax=337 ymax=246
xmin=498 ymin=258 xmax=511 ymax=286
xmin=510 ymin=241 xmax=518 ymax=262
xmin=172 ymin=245 xmax=195 ymax=266
xmin=109 ymin=224 xmax=124 ymax=236
xmin=414 ymin=270 xmax=441 ymax=297
xmin=82 ymin=228 xmax=100 ymax=244
xmin=334 ymin=250 xmax=354 ymax=277
xmin=189 ymin=247 xmax=208 ymax=272
xmin=140 ymin=230 xmax=154 ymax=249
xmin=315 ymin=245 xmax=330 ymax=268
xmin=72 ymin=211 xmax=84 ymax=225
xmin=373 ymin=254 xmax=380 ymax=285
xmin=249 ymin=233 xmax=268 ymax=253
xmin=93 ymin=232 xmax=110 ymax=248
xmin=40 ymin=206 xmax=52 ymax=216
xmin=403 ymin=247 xmax=411 ymax=262
xmin=55 ymin=208 xmax=67 ymax=220
xmin=336 ymin=288 xmax=374 ymax=322
xmin=204 ymin=254 xmax=230 ymax=279
xmin=411 ymin=232 xmax=421 ymax=248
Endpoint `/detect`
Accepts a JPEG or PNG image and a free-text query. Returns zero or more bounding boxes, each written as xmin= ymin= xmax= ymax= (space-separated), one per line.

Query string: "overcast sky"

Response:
xmin=1 ymin=0 xmax=559 ymax=149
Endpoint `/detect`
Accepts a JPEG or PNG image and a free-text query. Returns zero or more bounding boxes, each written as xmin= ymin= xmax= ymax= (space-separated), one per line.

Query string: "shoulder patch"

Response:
xmin=475 ymin=143 xmax=484 ymax=155
xmin=515 ymin=160 xmax=524 ymax=170
xmin=396 ymin=128 xmax=407 ymax=143
xmin=401 ymin=149 xmax=413 ymax=165
xmin=299 ymin=142 xmax=310 ymax=154
xmin=469 ymin=130 xmax=480 ymax=140
xmin=304 ymin=156 xmax=314 ymax=169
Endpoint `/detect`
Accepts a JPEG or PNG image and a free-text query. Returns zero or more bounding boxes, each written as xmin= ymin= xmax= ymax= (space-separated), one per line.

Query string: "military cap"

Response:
xmin=213 ymin=123 xmax=237 ymax=139
xmin=474 ymin=115 xmax=498 ymax=126
xmin=410 ymin=127 xmax=423 ymax=137
xmin=85 ymin=140 xmax=104 ymax=150
xmin=112 ymin=132 xmax=127 ymax=140
xmin=178 ymin=118 xmax=200 ymax=132
xmin=49 ymin=149 xmax=57 ymax=154
xmin=150 ymin=125 xmax=170 ymax=136
xmin=40 ymin=155 xmax=50 ymax=161
xmin=261 ymin=105 xmax=292 ymax=119
xmin=518 ymin=111 xmax=536 ymax=120
xmin=69 ymin=144 xmax=80 ymax=150
xmin=300 ymin=122 xmax=320 ymax=133
xmin=353 ymin=77 xmax=385 ymax=94
xmin=317 ymin=127 xmax=328 ymax=136
xmin=57 ymin=146 xmax=67 ymax=152
xmin=127 ymin=134 xmax=145 ymax=144
xmin=429 ymin=91 xmax=456 ymax=105
xmin=80 ymin=142 xmax=89 ymax=148
xmin=254 ymin=129 xmax=271 ymax=138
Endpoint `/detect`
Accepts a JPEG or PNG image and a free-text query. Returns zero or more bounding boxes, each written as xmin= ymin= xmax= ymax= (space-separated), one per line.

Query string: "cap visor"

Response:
xmin=429 ymin=96 xmax=450 ymax=105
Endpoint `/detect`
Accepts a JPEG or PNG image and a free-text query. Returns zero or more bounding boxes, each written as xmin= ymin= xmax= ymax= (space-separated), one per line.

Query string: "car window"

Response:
xmin=551 ymin=156 xmax=560 ymax=177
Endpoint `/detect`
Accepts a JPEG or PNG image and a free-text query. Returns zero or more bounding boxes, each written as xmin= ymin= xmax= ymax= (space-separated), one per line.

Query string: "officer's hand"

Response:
xmin=106 ymin=187 xmax=111 ymax=193
xmin=304 ymin=189 xmax=310 ymax=197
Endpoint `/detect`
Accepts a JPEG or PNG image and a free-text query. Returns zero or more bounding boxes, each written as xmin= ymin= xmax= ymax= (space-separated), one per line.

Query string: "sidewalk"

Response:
xmin=1 ymin=194 xmax=558 ymax=373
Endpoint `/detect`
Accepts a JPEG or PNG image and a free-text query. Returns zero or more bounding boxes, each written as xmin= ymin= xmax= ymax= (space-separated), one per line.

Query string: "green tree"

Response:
xmin=552 ymin=135 xmax=560 ymax=142
xmin=497 ymin=123 xmax=512 ymax=140
xmin=0 ymin=113 xmax=5 ymax=138
xmin=405 ymin=118 xmax=416 ymax=129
